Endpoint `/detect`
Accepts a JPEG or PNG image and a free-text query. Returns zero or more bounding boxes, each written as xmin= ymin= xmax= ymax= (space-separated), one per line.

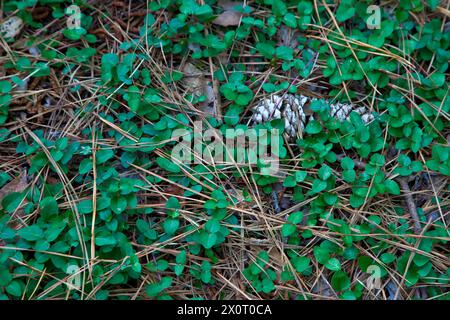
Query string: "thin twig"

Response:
xmin=397 ymin=177 xmax=422 ymax=235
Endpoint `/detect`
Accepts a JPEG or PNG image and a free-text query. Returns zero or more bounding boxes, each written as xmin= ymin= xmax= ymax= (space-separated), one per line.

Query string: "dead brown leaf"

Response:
xmin=181 ymin=62 xmax=215 ymax=114
xmin=213 ymin=10 xmax=242 ymax=27
xmin=181 ymin=62 xmax=207 ymax=98
xmin=212 ymin=1 xmax=248 ymax=27
xmin=0 ymin=170 xmax=28 ymax=202
xmin=0 ymin=170 xmax=28 ymax=230
xmin=277 ymin=25 xmax=300 ymax=49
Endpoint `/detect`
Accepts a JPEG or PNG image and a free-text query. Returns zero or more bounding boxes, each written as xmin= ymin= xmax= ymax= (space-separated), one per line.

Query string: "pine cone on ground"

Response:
xmin=251 ymin=94 xmax=374 ymax=139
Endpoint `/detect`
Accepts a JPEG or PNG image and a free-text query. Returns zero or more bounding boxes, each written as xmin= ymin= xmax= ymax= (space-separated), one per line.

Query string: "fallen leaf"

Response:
xmin=181 ymin=62 xmax=215 ymax=114
xmin=0 ymin=170 xmax=28 ymax=230
xmin=213 ymin=1 xmax=247 ymax=27
xmin=0 ymin=170 xmax=28 ymax=202
xmin=277 ymin=25 xmax=299 ymax=49
xmin=213 ymin=10 xmax=242 ymax=27
xmin=181 ymin=63 xmax=206 ymax=97
xmin=312 ymin=276 xmax=334 ymax=298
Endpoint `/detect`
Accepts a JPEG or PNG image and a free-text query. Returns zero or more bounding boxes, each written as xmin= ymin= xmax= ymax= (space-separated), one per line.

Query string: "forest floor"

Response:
xmin=0 ymin=0 xmax=448 ymax=300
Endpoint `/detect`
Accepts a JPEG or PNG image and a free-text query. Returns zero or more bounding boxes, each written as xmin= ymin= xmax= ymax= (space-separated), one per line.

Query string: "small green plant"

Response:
xmin=0 ymin=0 xmax=448 ymax=301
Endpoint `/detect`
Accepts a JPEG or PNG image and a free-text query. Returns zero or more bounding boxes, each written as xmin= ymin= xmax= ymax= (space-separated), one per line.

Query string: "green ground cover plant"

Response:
xmin=0 ymin=0 xmax=448 ymax=300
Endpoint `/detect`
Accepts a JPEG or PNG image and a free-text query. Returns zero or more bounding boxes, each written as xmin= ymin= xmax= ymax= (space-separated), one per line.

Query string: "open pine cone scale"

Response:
xmin=251 ymin=94 xmax=374 ymax=140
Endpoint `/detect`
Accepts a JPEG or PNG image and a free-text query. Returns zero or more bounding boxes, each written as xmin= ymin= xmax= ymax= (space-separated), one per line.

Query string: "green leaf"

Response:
xmin=40 ymin=197 xmax=59 ymax=217
xmin=384 ymin=179 xmax=400 ymax=195
xmin=156 ymin=157 xmax=181 ymax=173
xmin=2 ymin=192 xmax=26 ymax=213
xmin=163 ymin=218 xmax=179 ymax=235
xmin=292 ymin=256 xmax=310 ymax=273
xmin=318 ymin=165 xmax=332 ymax=180
xmin=0 ymin=269 xmax=12 ymax=286
xmin=281 ymin=223 xmax=296 ymax=237
xmin=283 ymin=13 xmax=297 ymax=28
xmin=324 ymin=192 xmax=338 ymax=205
xmin=325 ymin=258 xmax=341 ymax=271
xmin=77 ymin=199 xmax=93 ymax=214
xmin=144 ymin=89 xmax=161 ymax=103
xmin=295 ymin=171 xmax=307 ymax=182
xmin=18 ymin=225 xmax=44 ymax=241
xmin=287 ymin=211 xmax=303 ymax=224
xmin=297 ymin=0 xmax=313 ymax=14
xmin=146 ymin=259 xmax=169 ymax=272
xmin=166 ymin=196 xmax=180 ymax=210
xmin=204 ymin=199 xmax=217 ymax=210
xmin=0 ymin=81 xmax=12 ymax=94
xmin=272 ymin=0 xmax=287 ymax=16
xmin=427 ymin=0 xmax=440 ymax=10
xmin=95 ymin=235 xmax=117 ymax=246
xmin=63 ymin=27 xmax=87 ymax=40
xmin=313 ymin=246 xmax=330 ymax=264
xmin=341 ymin=157 xmax=354 ymax=170
xmin=331 ymin=270 xmax=351 ymax=291
xmin=127 ymin=85 xmax=141 ymax=112
xmin=146 ymin=277 xmax=172 ymax=297
xmin=101 ymin=53 xmax=119 ymax=83
xmin=96 ymin=148 xmax=114 ymax=164
xmin=380 ymin=253 xmax=396 ymax=264
xmin=262 ymin=277 xmax=275 ymax=293
xmin=429 ymin=72 xmax=445 ymax=87
xmin=283 ymin=175 xmax=297 ymax=187
xmin=216 ymin=199 xmax=229 ymax=209
xmin=263 ymin=82 xmax=277 ymax=93
xmin=6 ymin=280 xmax=22 ymax=297
xmin=305 ymin=120 xmax=322 ymax=134
xmin=200 ymin=232 xmax=217 ymax=249
xmin=35 ymin=239 xmax=50 ymax=251
xmin=111 ymin=195 xmax=127 ymax=214
xmin=370 ymin=153 xmax=385 ymax=167
xmin=343 ymin=170 xmax=356 ymax=183
xmin=275 ymin=46 xmax=294 ymax=61
xmin=311 ymin=179 xmax=327 ymax=193
xmin=79 ymin=158 xmax=93 ymax=174
xmin=341 ymin=290 xmax=357 ymax=300
xmin=201 ymin=261 xmax=212 ymax=283
xmin=136 ymin=219 xmax=157 ymax=240
xmin=205 ymin=219 xmax=221 ymax=233
xmin=256 ymin=42 xmax=275 ymax=59
xmin=336 ymin=3 xmax=355 ymax=22
xmin=405 ymin=270 xmax=419 ymax=287
xmin=174 ymin=250 xmax=187 ymax=276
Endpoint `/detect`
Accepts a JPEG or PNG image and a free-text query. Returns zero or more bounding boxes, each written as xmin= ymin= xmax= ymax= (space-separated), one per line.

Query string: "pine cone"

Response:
xmin=251 ymin=94 xmax=374 ymax=139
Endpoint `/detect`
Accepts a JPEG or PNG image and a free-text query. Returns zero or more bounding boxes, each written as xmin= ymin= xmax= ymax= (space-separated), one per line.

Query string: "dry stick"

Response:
xmin=212 ymin=77 xmax=222 ymax=122
xmin=397 ymin=177 xmax=422 ymax=235
xmin=90 ymin=122 xmax=98 ymax=275
xmin=335 ymin=154 xmax=422 ymax=235
xmin=205 ymin=33 xmax=222 ymax=121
